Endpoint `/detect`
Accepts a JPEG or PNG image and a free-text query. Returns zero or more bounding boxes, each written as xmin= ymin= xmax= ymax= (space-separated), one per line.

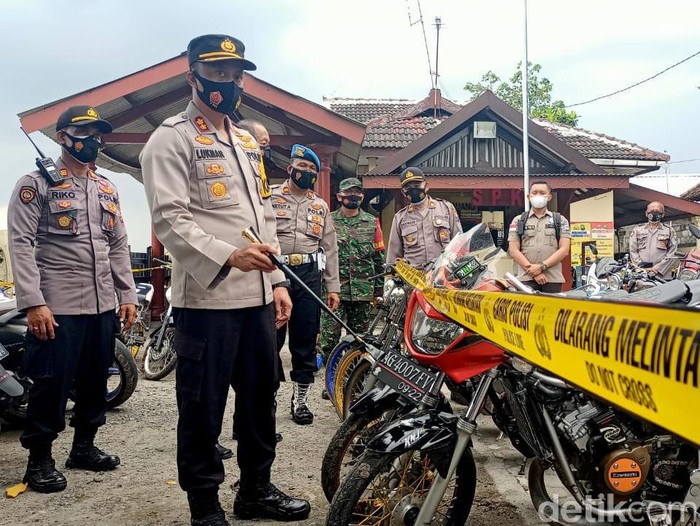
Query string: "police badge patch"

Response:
xmin=19 ymin=186 xmax=36 ymax=204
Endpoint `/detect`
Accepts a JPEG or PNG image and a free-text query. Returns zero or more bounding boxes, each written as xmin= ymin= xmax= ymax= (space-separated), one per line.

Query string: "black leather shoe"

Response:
xmin=66 ymin=442 xmax=120 ymax=471
xmin=234 ymin=482 xmax=311 ymax=521
xmin=188 ymin=493 xmax=229 ymax=526
xmin=216 ymin=442 xmax=233 ymax=460
xmin=321 ymin=389 xmax=330 ymax=400
xmin=24 ymin=455 xmax=67 ymax=493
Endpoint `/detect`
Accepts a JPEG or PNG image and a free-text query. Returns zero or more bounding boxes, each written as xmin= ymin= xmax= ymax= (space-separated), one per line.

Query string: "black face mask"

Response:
xmin=261 ymin=145 xmax=272 ymax=162
xmin=192 ymin=70 xmax=243 ymax=115
xmin=404 ymin=187 xmax=427 ymax=204
xmin=341 ymin=195 xmax=363 ymax=209
xmin=290 ymin=168 xmax=317 ymax=190
xmin=63 ymin=133 xmax=101 ymax=164
xmin=647 ymin=212 xmax=664 ymax=223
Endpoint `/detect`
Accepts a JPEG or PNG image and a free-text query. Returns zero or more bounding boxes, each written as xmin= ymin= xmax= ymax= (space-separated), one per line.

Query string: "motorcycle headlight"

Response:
xmin=605 ymin=274 xmax=621 ymax=290
xmin=410 ymin=302 xmax=464 ymax=355
xmin=679 ymin=269 xmax=698 ymax=282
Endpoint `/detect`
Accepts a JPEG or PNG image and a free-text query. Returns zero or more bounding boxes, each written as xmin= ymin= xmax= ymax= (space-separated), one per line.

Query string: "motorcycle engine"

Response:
xmin=554 ymin=398 xmax=693 ymax=502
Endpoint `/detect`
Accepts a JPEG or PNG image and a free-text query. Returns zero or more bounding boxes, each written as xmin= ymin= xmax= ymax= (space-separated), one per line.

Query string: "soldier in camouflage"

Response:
xmin=320 ymin=178 xmax=385 ymax=359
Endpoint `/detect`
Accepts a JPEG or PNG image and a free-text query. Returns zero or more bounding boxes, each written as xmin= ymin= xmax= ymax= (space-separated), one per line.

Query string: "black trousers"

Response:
xmin=174 ymin=305 xmax=278 ymax=493
xmin=276 ymin=262 xmax=321 ymax=384
xmin=20 ymin=311 xmax=117 ymax=451
xmin=520 ymin=280 xmax=563 ymax=293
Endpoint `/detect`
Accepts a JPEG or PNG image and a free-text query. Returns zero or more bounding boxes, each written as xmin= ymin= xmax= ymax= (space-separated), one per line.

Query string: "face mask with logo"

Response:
xmin=192 ymin=70 xmax=243 ymax=115
xmin=63 ymin=133 xmax=101 ymax=164
xmin=404 ymin=187 xmax=427 ymax=204
xmin=290 ymin=168 xmax=317 ymax=190
xmin=341 ymin=195 xmax=363 ymax=209
xmin=647 ymin=211 xmax=663 ymax=223
xmin=530 ymin=195 xmax=548 ymax=209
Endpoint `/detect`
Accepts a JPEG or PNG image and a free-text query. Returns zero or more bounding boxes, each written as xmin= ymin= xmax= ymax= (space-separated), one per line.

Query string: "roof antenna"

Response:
xmin=433 ymin=16 xmax=442 ymax=118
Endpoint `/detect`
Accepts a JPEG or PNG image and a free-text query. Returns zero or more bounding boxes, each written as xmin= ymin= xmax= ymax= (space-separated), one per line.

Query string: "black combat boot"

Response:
xmin=66 ymin=440 xmax=120 ymax=471
xmin=290 ymin=382 xmax=313 ymax=425
xmin=234 ymin=482 xmax=311 ymax=521
xmin=24 ymin=447 xmax=67 ymax=493
xmin=215 ymin=442 xmax=233 ymax=460
xmin=188 ymin=490 xmax=229 ymax=526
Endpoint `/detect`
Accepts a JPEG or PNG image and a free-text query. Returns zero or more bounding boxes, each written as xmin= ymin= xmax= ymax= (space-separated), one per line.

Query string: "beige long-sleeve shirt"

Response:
xmin=139 ymin=102 xmax=285 ymax=309
xmin=270 ymin=180 xmax=340 ymax=293
xmin=8 ymin=158 xmax=137 ymax=314
xmin=387 ymin=197 xmax=462 ymax=267
xmin=629 ymin=222 xmax=678 ymax=279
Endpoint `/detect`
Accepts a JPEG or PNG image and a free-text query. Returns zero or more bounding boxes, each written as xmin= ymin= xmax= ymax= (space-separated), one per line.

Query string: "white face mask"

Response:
xmin=530 ymin=195 xmax=548 ymax=209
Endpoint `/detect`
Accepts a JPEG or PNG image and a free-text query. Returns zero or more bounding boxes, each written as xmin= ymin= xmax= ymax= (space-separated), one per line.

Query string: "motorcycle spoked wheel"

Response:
xmin=321 ymin=407 xmax=408 ymax=503
xmin=325 ymin=340 xmax=351 ymax=414
xmin=142 ymin=325 xmax=177 ymax=381
xmin=327 ymin=447 xmax=477 ymax=526
xmin=341 ymin=359 xmax=373 ymax=420
xmin=333 ymin=348 xmax=368 ymax=418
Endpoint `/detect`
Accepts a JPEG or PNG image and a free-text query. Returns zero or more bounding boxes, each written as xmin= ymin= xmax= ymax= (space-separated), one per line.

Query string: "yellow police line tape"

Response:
xmin=395 ymin=261 xmax=700 ymax=447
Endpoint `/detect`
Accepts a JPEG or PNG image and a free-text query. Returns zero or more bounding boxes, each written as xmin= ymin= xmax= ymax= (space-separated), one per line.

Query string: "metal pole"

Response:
xmin=434 ymin=16 xmax=442 ymax=119
xmin=522 ymin=0 xmax=531 ymax=211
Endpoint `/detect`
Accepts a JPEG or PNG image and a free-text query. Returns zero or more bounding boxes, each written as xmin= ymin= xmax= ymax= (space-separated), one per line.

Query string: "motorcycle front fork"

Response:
xmin=413 ymin=368 xmax=498 ymax=525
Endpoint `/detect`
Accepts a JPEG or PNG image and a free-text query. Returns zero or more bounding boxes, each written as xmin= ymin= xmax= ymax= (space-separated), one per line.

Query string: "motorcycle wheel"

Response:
xmin=342 ymin=359 xmax=372 ymax=420
xmin=142 ymin=325 xmax=177 ymax=381
xmin=333 ymin=348 xmax=366 ymax=417
xmin=106 ymin=340 xmax=138 ymax=409
xmin=327 ymin=447 xmax=477 ymax=526
xmin=322 ymin=408 xmax=405 ymax=502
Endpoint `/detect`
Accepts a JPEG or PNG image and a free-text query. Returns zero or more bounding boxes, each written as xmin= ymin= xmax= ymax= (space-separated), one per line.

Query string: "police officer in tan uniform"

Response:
xmin=271 ymin=144 xmax=340 ymax=425
xmin=8 ymin=106 xmax=138 ymax=494
xmin=508 ymin=181 xmax=571 ymax=292
xmin=387 ymin=167 xmax=462 ymax=267
xmin=140 ymin=34 xmax=309 ymax=526
xmin=629 ymin=201 xmax=678 ymax=279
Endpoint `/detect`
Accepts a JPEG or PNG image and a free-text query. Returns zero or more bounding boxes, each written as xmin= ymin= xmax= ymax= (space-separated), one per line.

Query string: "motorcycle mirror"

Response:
xmin=588 ymin=244 xmax=598 ymax=256
xmin=690 ymin=224 xmax=700 ymax=239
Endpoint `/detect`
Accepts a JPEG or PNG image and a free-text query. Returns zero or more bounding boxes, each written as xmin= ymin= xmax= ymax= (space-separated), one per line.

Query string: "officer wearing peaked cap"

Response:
xmin=271 ymin=144 xmax=340 ymax=426
xmin=140 ymin=34 xmax=309 ymax=526
xmin=387 ymin=167 xmax=463 ymax=267
xmin=8 ymin=105 xmax=138 ymax=494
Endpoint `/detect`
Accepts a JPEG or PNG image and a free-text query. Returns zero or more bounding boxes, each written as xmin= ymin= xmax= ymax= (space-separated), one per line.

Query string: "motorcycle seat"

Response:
xmin=623 ymin=279 xmax=688 ymax=304
xmin=0 ymin=306 xmax=24 ymax=327
xmin=682 ymin=279 xmax=700 ymax=307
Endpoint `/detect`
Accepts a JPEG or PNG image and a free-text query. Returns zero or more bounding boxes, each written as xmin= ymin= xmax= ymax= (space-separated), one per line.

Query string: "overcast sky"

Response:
xmin=0 ymin=0 xmax=698 ymax=251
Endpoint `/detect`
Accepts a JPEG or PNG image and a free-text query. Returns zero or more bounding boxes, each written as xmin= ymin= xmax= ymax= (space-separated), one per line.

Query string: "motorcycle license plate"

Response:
xmin=374 ymin=350 xmax=438 ymax=404
xmin=0 ymin=344 xmax=8 ymax=360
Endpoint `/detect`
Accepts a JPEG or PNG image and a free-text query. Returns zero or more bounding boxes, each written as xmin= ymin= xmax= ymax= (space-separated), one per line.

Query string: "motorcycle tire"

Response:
xmin=341 ymin=359 xmax=372 ymax=420
xmin=327 ymin=447 xmax=477 ymax=526
xmin=142 ymin=325 xmax=177 ymax=381
xmin=106 ymin=340 xmax=138 ymax=409
xmin=332 ymin=348 xmax=366 ymax=418
xmin=321 ymin=408 xmax=405 ymax=502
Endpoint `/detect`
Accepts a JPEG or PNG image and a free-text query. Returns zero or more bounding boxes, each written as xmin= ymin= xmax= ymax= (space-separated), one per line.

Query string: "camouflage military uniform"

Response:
xmin=320 ymin=209 xmax=385 ymax=357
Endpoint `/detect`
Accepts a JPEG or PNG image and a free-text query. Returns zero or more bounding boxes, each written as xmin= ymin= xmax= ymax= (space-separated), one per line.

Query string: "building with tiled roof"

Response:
xmin=326 ymin=91 xmax=669 ymax=175
xmin=681 ymin=181 xmax=700 ymax=202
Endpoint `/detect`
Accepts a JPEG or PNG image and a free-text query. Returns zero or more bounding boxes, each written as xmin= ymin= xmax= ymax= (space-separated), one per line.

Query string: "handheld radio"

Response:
xmin=20 ymin=127 xmax=63 ymax=185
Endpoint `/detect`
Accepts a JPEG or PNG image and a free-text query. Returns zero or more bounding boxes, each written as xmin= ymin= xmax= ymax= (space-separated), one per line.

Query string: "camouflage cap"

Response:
xmin=338 ymin=177 xmax=363 ymax=192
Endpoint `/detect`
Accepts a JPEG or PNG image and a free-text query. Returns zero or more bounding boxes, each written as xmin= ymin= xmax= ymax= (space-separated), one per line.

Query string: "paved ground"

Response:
xmin=0 ymin=349 xmax=545 ymax=526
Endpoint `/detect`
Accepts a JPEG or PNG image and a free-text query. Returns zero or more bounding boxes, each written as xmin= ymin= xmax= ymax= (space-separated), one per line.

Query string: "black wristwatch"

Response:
xmin=540 ymin=263 xmax=549 ymax=272
xmin=273 ymin=279 xmax=291 ymax=289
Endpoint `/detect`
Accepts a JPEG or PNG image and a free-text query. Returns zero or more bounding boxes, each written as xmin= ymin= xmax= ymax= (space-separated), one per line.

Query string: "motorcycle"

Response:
xmin=141 ymin=283 xmax=176 ymax=381
xmin=119 ymin=282 xmax=154 ymax=358
xmin=678 ymin=224 xmax=700 ymax=282
xmin=0 ymin=299 xmax=138 ymax=416
xmin=327 ymin=223 xmax=700 ymax=526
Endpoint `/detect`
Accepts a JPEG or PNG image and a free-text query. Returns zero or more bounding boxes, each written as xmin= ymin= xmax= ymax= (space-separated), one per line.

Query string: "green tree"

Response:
xmin=464 ymin=62 xmax=579 ymax=126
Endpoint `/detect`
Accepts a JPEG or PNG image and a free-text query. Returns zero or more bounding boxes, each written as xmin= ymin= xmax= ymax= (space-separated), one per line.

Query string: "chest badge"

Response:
xmin=57 ymin=215 xmax=72 ymax=228
xmin=58 ymin=201 xmax=72 ymax=209
xmin=210 ymin=182 xmax=227 ymax=198
xmin=195 ymin=135 xmax=214 ymax=145
xmin=206 ymin=163 xmax=225 ymax=175
xmin=312 ymin=224 xmax=322 ymax=235
xmin=99 ymin=184 xmax=114 ymax=195
xmin=277 ymin=210 xmax=287 ymax=217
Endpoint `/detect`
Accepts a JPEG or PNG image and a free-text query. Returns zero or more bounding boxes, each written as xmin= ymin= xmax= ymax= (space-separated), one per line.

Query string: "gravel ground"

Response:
xmin=0 ymin=349 xmax=543 ymax=526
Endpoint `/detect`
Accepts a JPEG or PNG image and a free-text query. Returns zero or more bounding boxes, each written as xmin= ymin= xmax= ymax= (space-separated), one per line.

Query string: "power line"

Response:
xmin=566 ymin=49 xmax=700 ymax=108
